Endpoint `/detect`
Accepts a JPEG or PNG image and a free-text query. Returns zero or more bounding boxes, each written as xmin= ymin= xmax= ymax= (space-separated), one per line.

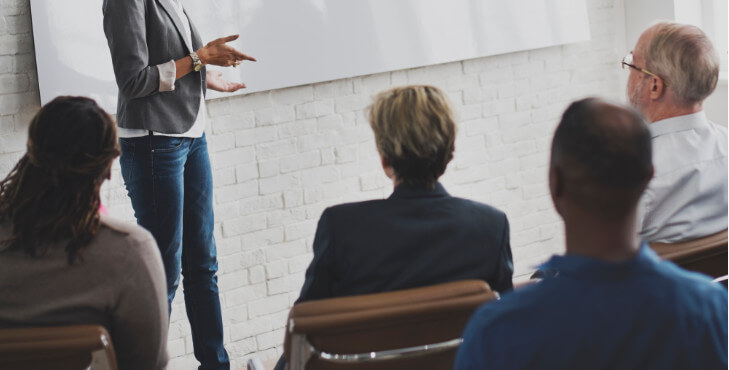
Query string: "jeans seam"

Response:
xmin=149 ymin=134 xmax=159 ymax=246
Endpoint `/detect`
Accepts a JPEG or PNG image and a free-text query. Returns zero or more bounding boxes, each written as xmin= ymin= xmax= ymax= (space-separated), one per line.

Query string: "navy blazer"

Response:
xmin=296 ymin=182 xmax=514 ymax=303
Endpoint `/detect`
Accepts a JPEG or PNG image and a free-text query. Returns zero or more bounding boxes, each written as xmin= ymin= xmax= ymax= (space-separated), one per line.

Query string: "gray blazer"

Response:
xmin=102 ymin=0 xmax=206 ymax=134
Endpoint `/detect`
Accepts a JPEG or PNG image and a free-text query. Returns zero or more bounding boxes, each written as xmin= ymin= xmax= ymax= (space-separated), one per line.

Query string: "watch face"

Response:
xmin=190 ymin=52 xmax=202 ymax=72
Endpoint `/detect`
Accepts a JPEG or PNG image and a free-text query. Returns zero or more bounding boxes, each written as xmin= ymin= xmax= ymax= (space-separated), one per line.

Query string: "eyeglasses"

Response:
xmin=621 ymin=52 xmax=668 ymax=86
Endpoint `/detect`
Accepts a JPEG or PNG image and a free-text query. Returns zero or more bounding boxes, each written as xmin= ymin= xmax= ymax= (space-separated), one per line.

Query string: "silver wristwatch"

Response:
xmin=189 ymin=52 xmax=204 ymax=72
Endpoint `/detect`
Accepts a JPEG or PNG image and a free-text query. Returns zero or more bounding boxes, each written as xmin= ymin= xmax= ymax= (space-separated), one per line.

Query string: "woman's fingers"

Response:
xmin=210 ymin=34 xmax=239 ymax=45
xmin=234 ymin=51 xmax=257 ymax=62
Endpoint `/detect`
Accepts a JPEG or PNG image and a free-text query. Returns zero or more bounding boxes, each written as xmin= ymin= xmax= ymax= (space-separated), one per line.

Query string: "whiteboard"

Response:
xmin=30 ymin=0 xmax=590 ymax=112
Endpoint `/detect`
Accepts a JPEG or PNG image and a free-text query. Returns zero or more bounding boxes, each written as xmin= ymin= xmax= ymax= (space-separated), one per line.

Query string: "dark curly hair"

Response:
xmin=0 ymin=96 xmax=120 ymax=263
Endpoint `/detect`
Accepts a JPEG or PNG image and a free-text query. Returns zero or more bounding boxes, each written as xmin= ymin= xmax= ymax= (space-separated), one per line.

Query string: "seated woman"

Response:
xmin=297 ymin=85 xmax=514 ymax=302
xmin=0 ymin=97 xmax=168 ymax=370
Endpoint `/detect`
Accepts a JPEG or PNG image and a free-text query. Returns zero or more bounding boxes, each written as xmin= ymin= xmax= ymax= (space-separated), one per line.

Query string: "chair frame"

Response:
xmin=294 ymin=334 xmax=463 ymax=363
xmin=284 ymin=279 xmax=497 ymax=370
xmin=650 ymin=229 xmax=728 ymax=278
xmin=0 ymin=324 xmax=117 ymax=370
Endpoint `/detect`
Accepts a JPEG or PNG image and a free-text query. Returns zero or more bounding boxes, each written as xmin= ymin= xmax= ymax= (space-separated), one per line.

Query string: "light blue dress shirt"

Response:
xmin=638 ymin=111 xmax=727 ymax=243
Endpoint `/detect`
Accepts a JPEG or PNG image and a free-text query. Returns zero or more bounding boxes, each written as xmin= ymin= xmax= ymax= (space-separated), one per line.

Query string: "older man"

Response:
xmin=454 ymin=98 xmax=727 ymax=370
xmin=624 ymin=21 xmax=727 ymax=243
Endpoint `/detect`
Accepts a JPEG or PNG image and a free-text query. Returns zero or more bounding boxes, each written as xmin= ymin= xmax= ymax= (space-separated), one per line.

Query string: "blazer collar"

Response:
xmin=389 ymin=182 xmax=450 ymax=200
xmin=157 ymin=0 xmax=194 ymax=52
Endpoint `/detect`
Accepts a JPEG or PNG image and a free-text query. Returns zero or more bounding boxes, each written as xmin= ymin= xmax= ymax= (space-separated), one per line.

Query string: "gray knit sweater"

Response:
xmin=0 ymin=215 xmax=168 ymax=370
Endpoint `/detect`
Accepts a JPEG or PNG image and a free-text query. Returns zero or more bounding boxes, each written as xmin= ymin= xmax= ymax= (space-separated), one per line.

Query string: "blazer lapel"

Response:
xmin=157 ymin=0 xmax=193 ymax=52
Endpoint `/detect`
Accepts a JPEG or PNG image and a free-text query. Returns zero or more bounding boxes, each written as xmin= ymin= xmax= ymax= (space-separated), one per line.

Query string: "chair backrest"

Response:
xmin=284 ymin=279 xmax=497 ymax=370
xmin=0 ymin=324 xmax=117 ymax=370
xmin=650 ymin=229 xmax=728 ymax=279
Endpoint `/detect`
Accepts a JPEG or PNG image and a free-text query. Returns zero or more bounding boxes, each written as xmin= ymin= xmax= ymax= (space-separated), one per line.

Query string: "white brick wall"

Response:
xmin=0 ymin=0 xmax=626 ymax=368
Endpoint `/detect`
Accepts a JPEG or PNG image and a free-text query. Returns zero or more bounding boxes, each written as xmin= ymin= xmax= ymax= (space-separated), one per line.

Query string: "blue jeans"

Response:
xmin=120 ymin=133 xmax=229 ymax=370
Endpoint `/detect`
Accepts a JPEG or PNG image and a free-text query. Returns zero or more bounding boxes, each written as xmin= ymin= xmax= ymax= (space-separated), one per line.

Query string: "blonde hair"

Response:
xmin=368 ymin=85 xmax=456 ymax=188
xmin=643 ymin=21 xmax=719 ymax=104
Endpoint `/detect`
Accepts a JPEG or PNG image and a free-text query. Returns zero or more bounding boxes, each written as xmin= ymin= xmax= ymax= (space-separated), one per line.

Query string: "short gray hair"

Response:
xmin=642 ymin=21 xmax=719 ymax=104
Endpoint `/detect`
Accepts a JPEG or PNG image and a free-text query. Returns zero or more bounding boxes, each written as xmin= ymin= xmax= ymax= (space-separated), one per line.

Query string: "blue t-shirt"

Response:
xmin=454 ymin=244 xmax=728 ymax=370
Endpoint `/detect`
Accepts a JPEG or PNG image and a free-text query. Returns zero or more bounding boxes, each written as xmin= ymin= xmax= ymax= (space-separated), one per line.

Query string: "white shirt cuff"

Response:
xmin=157 ymin=60 xmax=176 ymax=92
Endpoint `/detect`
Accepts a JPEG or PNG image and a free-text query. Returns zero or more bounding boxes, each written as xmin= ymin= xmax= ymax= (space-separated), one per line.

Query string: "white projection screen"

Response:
xmin=30 ymin=0 xmax=590 ymax=112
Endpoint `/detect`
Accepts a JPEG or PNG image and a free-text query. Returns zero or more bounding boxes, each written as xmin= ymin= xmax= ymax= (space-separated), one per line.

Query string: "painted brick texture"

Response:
xmin=0 ymin=0 xmax=625 ymax=368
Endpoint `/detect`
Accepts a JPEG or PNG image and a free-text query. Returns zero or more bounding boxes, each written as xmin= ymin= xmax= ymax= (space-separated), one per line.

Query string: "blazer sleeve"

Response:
xmin=295 ymin=209 xmax=337 ymax=304
xmin=102 ymin=0 xmax=161 ymax=99
xmin=491 ymin=213 xmax=514 ymax=293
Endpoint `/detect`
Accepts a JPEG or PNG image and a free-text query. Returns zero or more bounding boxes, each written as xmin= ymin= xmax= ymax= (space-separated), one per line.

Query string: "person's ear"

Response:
xmin=649 ymin=76 xmax=666 ymax=100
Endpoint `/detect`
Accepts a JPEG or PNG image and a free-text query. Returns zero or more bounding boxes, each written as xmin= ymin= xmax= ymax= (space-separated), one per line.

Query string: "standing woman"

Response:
xmin=102 ymin=0 xmax=256 ymax=368
xmin=0 ymin=96 xmax=168 ymax=370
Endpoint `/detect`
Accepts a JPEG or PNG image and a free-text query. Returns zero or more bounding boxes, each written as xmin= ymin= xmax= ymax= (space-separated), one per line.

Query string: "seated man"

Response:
xmin=274 ymin=85 xmax=513 ymax=369
xmin=0 ymin=97 xmax=168 ymax=370
xmin=625 ymin=21 xmax=727 ymax=242
xmin=455 ymin=98 xmax=727 ymax=370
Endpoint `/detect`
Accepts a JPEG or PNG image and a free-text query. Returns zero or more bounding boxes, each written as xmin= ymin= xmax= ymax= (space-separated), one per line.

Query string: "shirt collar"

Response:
xmin=388 ymin=182 xmax=450 ymax=200
xmin=541 ymin=243 xmax=660 ymax=280
xmin=649 ymin=111 xmax=708 ymax=139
